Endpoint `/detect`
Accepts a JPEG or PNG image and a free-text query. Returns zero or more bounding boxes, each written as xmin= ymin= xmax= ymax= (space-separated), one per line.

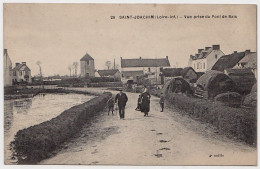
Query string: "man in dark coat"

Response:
xmin=115 ymin=89 xmax=128 ymax=119
xmin=140 ymin=88 xmax=151 ymax=116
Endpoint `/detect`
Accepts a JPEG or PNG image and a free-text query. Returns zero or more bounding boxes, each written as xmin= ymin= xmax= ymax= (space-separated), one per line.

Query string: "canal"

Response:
xmin=4 ymin=93 xmax=95 ymax=164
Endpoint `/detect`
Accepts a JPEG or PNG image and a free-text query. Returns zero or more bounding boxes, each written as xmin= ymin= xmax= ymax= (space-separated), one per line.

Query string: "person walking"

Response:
xmin=140 ymin=88 xmax=151 ymax=117
xmin=115 ymin=89 xmax=128 ymax=119
xmin=107 ymin=96 xmax=115 ymax=115
xmin=159 ymin=93 xmax=164 ymax=112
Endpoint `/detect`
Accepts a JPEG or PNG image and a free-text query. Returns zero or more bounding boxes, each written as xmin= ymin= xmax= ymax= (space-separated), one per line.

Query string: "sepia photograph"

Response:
xmin=3 ymin=2 xmax=257 ymax=166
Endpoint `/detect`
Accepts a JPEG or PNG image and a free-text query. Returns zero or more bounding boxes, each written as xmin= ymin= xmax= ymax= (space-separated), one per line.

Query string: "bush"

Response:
xmin=10 ymin=92 xmax=111 ymax=163
xmin=89 ymin=77 xmax=120 ymax=83
xmin=87 ymin=82 xmax=123 ymax=87
xmin=166 ymin=93 xmax=257 ymax=145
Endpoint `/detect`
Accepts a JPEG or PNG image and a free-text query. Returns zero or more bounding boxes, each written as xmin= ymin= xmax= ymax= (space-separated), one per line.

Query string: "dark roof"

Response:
xmin=97 ymin=69 xmax=120 ymax=76
xmin=191 ymin=47 xmax=213 ymax=60
xmin=122 ymin=70 xmax=144 ymax=77
xmin=13 ymin=63 xmax=31 ymax=71
xmin=238 ymin=52 xmax=257 ymax=69
xmin=80 ymin=52 xmax=94 ymax=61
xmin=161 ymin=67 xmax=197 ymax=77
xmin=121 ymin=57 xmax=170 ymax=68
xmin=211 ymin=52 xmax=246 ymax=72
xmin=161 ymin=68 xmax=183 ymax=77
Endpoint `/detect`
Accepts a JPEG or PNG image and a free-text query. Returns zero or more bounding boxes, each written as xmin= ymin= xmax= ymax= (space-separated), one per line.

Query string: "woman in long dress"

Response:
xmin=140 ymin=88 xmax=151 ymax=116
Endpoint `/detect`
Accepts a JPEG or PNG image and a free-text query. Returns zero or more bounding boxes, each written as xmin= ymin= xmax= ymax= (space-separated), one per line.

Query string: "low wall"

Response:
xmin=10 ymin=92 xmax=112 ymax=163
xmin=166 ymin=93 xmax=257 ymax=145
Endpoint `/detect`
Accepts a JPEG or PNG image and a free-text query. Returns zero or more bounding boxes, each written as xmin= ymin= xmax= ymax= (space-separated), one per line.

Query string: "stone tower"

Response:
xmin=80 ymin=52 xmax=95 ymax=77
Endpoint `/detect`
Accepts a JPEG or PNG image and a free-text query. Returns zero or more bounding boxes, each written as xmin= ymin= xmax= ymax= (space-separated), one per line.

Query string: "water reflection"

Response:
xmin=4 ymin=93 xmax=94 ymax=164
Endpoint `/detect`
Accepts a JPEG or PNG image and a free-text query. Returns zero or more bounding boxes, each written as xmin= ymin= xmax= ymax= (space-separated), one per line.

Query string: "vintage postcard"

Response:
xmin=3 ymin=3 xmax=257 ymax=165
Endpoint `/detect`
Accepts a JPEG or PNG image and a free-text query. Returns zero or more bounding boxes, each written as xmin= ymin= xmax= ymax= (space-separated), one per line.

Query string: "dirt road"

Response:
xmin=40 ymin=89 xmax=257 ymax=165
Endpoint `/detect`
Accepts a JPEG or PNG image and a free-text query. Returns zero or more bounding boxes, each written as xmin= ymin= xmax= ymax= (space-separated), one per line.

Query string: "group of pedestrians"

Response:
xmin=107 ymin=88 xmax=165 ymax=119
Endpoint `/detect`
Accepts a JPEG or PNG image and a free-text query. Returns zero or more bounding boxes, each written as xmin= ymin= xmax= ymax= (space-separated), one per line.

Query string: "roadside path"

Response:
xmin=40 ymin=88 xmax=256 ymax=165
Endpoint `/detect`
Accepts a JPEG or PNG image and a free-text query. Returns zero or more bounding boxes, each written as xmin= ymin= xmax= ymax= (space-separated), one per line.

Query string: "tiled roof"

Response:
xmin=121 ymin=57 xmax=170 ymax=68
xmin=211 ymin=52 xmax=246 ymax=72
xmin=122 ymin=70 xmax=144 ymax=77
xmin=80 ymin=52 xmax=94 ymax=61
xmin=13 ymin=63 xmax=31 ymax=71
xmin=97 ymin=69 xmax=119 ymax=76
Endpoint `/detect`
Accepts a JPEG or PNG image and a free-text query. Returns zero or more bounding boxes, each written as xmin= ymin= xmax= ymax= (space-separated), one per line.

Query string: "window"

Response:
xmin=203 ymin=63 xmax=205 ymax=69
xmin=87 ymin=60 xmax=89 ymax=65
xmin=215 ymin=54 xmax=218 ymax=59
xmin=13 ymin=71 xmax=16 ymax=76
xmin=197 ymin=63 xmax=199 ymax=69
xmin=20 ymin=71 xmax=22 ymax=76
xmin=148 ymin=67 xmax=151 ymax=72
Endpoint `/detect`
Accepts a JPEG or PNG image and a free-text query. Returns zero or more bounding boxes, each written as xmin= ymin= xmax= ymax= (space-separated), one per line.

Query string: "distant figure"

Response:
xmin=159 ymin=93 xmax=165 ymax=112
xmin=107 ymin=96 xmax=115 ymax=115
xmin=115 ymin=89 xmax=128 ymax=119
xmin=135 ymin=94 xmax=142 ymax=111
xmin=140 ymin=88 xmax=151 ymax=117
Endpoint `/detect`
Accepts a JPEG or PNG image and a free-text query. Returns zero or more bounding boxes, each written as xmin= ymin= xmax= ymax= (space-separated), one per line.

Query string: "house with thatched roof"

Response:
xmin=80 ymin=52 xmax=95 ymax=77
xmin=120 ymin=56 xmax=170 ymax=85
xmin=97 ymin=69 xmax=121 ymax=80
xmin=160 ymin=67 xmax=198 ymax=84
xmin=224 ymin=68 xmax=256 ymax=95
xmin=194 ymin=70 xmax=236 ymax=99
xmin=211 ymin=50 xmax=249 ymax=72
xmin=188 ymin=45 xmax=225 ymax=73
xmin=233 ymin=51 xmax=257 ymax=79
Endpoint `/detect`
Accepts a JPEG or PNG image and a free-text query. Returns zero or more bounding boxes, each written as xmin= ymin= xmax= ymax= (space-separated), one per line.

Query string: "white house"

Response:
xmin=188 ymin=45 xmax=225 ymax=72
xmin=13 ymin=62 xmax=32 ymax=84
xmin=121 ymin=56 xmax=171 ymax=84
xmin=4 ymin=49 xmax=13 ymax=86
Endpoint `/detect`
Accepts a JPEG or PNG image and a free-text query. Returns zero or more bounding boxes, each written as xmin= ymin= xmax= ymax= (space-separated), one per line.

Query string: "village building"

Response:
xmin=233 ymin=51 xmax=257 ymax=79
xmin=121 ymin=56 xmax=170 ymax=85
xmin=188 ymin=45 xmax=225 ymax=72
xmin=121 ymin=70 xmax=144 ymax=84
xmin=160 ymin=67 xmax=198 ymax=84
xmin=13 ymin=62 xmax=32 ymax=84
xmin=4 ymin=49 xmax=13 ymax=86
xmin=80 ymin=52 xmax=95 ymax=77
xmin=97 ymin=69 xmax=121 ymax=80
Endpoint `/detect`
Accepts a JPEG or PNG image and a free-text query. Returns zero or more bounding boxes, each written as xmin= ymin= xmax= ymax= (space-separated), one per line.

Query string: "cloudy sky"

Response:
xmin=4 ymin=4 xmax=256 ymax=76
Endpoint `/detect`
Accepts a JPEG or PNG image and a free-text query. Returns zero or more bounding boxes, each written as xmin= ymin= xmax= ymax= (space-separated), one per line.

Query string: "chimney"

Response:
xmin=195 ymin=54 xmax=200 ymax=57
xmin=245 ymin=50 xmax=251 ymax=54
xmin=202 ymin=52 xmax=207 ymax=57
xmin=198 ymin=49 xmax=203 ymax=53
xmin=140 ymin=56 xmax=142 ymax=60
xmin=190 ymin=55 xmax=193 ymax=58
xmin=120 ymin=57 xmax=122 ymax=60
xmin=16 ymin=63 xmax=19 ymax=66
xmin=166 ymin=56 xmax=168 ymax=59
xmin=205 ymin=47 xmax=211 ymax=50
xmin=212 ymin=45 xmax=220 ymax=50
xmin=22 ymin=62 xmax=26 ymax=65
xmin=234 ymin=51 xmax=237 ymax=53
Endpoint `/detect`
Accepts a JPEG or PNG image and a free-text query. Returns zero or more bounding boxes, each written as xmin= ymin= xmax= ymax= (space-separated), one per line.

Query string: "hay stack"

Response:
xmin=162 ymin=77 xmax=193 ymax=96
xmin=214 ymin=92 xmax=242 ymax=107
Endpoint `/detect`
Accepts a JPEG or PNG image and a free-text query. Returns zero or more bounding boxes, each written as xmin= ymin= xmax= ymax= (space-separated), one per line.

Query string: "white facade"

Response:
xmin=189 ymin=45 xmax=225 ymax=72
xmin=4 ymin=49 xmax=13 ymax=86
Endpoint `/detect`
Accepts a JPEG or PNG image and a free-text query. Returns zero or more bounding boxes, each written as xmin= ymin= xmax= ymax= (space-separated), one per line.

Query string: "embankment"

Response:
xmin=10 ymin=92 xmax=112 ymax=164
xmin=166 ymin=93 xmax=257 ymax=145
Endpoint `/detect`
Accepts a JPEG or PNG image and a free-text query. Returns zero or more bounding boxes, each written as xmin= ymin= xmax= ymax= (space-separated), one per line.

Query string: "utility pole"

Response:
xmin=114 ymin=58 xmax=115 ymax=70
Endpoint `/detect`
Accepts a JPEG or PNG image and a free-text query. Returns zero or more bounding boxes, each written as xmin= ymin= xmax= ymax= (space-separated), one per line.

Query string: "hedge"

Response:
xmin=87 ymin=82 xmax=123 ymax=87
xmin=10 ymin=92 xmax=112 ymax=163
xmin=166 ymin=93 xmax=257 ymax=145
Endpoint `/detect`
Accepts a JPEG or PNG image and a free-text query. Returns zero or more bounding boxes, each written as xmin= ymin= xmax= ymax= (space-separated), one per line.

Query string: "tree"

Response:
xmin=68 ymin=65 xmax=72 ymax=77
xmin=105 ymin=61 xmax=111 ymax=70
xmin=72 ymin=62 xmax=79 ymax=77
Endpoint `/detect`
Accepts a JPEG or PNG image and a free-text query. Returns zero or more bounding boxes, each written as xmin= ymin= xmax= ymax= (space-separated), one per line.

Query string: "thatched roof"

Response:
xmin=162 ymin=77 xmax=193 ymax=96
xmin=238 ymin=52 xmax=257 ymax=69
xmin=211 ymin=52 xmax=245 ymax=71
xmin=97 ymin=69 xmax=120 ymax=77
xmin=224 ymin=68 xmax=256 ymax=95
xmin=196 ymin=70 xmax=235 ymax=99
xmin=161 ymin=67 xmax=197 ymax=78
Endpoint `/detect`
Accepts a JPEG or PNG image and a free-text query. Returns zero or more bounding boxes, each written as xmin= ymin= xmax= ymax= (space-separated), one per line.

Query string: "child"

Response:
xmin=159 ymin=93 xmax=164 ymax=112
xmin=135 ymin=94 xmax=142 ymax=111
xmin=107 ymin=96 xmax=115 ymax=115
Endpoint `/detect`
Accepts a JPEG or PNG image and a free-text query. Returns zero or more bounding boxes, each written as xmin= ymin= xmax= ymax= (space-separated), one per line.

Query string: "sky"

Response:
xmin=4 ymin=4 xmax=256 ymax=76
